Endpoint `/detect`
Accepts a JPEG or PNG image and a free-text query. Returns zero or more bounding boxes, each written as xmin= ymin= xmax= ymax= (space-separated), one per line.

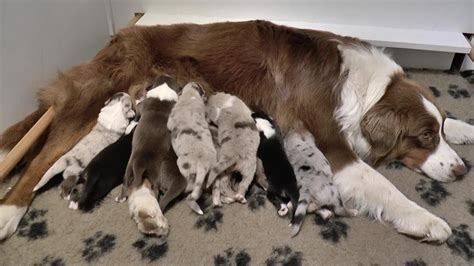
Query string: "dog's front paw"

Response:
xmin=395 ymin=208 xmax=452 ymax=243
xmin=278 ymin=204 xmax=289 ymax=216
xmin=0 ymin=204 xmax=27 ymax=240
xmin=59 ymin=178 xmax=77 ymax=200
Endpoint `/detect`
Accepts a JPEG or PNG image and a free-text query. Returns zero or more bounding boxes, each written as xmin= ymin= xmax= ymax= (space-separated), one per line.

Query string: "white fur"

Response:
xmin=128 ymin=184 xmax=169 ymax=236
xmin=255 ymin=118 xmax=275 ymax=138
xmin=146 ymin=83 xmax=178 ymax=101
xmin=0 ymin=205 xmax=27 ymax=240
xmin=278 ymin=203 xmax=288 ymax=216
xmin=125 ymin=120 xmax=138 ymax=135
xmin=335 ymin=159 xmax=451 ymax=242
xmin=335 ymin=45 xmax=402 ymax=159
xmin=68 ymin=201 xmax=79 ymax=210
xmin=444 ymin=118 xmax=474 ymax=145
xmin=223 ymin=96 xmax=235 ymax=108
xmin=97 ymin=101 xmax=132 ymax=133
xmin=420 ymin=98 xmax=465 ymax=182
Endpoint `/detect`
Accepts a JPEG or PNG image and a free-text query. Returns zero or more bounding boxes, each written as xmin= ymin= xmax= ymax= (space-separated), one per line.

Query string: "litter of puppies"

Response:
xmin=34 ymin=76 xmax=355 ymax=240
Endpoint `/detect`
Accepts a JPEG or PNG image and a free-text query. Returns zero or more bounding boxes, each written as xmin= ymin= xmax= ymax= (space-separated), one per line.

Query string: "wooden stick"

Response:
xmin=126 ymin=13 xmax=144 ymax=28
xmin=0 ymin=107 xmax=55 ymax=180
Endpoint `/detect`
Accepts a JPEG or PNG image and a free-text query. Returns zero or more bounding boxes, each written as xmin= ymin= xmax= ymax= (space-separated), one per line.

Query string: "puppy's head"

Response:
xmin=361 ymin=75 xmax=467 ymax=182
xmin=180 ymin=82 xmax=206 ymax=99
xmin=252 ymin=111 xmax=276 ymax=139
xmin=100 ymin=92 xmax=135 ymax=132
xmin=146 ymin=76 xmax=179 ymax=101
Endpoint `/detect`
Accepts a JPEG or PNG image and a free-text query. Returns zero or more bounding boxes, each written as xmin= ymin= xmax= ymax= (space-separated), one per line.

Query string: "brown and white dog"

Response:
xmin=0 ymin=20 xmax=473 ymax=242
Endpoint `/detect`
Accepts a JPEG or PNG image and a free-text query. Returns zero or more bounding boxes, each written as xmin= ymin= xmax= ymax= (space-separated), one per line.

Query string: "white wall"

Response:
xmin=111 ymin=0 xmax=473 ymax=33
xmin=0 ymin=0 xmax=110 ymax=131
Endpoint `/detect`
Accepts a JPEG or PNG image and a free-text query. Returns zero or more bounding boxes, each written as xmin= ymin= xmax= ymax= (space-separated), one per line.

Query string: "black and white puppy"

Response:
xmin=77 ymin=125 xmax=136 ymax=212
xmin=251 ymin=111 xmax=299 ymax=219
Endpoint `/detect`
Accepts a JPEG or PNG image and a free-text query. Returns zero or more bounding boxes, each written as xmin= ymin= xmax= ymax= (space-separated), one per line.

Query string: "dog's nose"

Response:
xmin=452 ymin=164 xmax=467 ymax=178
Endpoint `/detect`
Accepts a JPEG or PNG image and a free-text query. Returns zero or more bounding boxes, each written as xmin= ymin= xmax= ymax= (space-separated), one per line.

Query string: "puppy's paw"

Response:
xmin=68 ymin=201 xmax=79 ymax=210
xmin=316 ymin=209 xmax=333 ymax=220
xmin=115 ymin=196 xmax=127 ymax=203
xmin=395 ymin=208 xmax=452 ymax=243
xmin=0 ymin=204 xmax=27 ymax=240
xmin=221 ymin=196 xmax=235 ymax=204
xmin=137 ymin=214 xmax=170 ymax=238
xmin=234 ymin=194 xmax=247 ymax=204
xmin=59 ymin=179 xmax=76 ymax=200
xmin=278 ymin=204 xmax=289 ymax=217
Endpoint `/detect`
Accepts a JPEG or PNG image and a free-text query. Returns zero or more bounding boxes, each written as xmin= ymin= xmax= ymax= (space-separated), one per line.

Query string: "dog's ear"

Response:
xmin=361 ymin=106 xmax=405 ymax=161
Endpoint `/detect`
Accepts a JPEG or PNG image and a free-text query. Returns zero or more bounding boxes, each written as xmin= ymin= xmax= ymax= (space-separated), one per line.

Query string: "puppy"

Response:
xmin=33 ymin=92 xmax=135 ymax=202
xmin=251 ymin=111 xmax=299 ymax=221
xmin=206 ymin=92 xmax=259 ymax=203
xmin=76 ymin=122 xmax=137 ymax=211
xmin=285 ymin=130 xmax=357 ymax=236
xmin=167 ymin=82 xmax=216 ymax=215
xmin=119 ymin=77 xmax=179 ymax=237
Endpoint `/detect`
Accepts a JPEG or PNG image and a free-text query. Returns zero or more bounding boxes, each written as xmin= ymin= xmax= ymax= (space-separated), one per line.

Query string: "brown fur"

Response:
xmin=0 ymin=21 xmax=445 ymax=237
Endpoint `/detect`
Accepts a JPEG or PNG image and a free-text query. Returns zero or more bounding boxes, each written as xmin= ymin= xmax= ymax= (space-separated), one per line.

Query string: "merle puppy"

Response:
xmin=252 ymin=111 xmax=299 ymax=220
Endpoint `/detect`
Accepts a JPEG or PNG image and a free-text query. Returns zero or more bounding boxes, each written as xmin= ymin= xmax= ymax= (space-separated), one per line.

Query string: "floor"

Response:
xmin=0 ymin=69 xmax=473 ymax=265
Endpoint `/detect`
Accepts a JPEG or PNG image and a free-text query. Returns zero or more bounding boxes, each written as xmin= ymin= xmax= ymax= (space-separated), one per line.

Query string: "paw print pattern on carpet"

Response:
xmin=314 ymin=215 xmax=349 ymax=243
xmin=385 ymin=161 xmax=404 ymax=170
xmin=448 ymin=84 xmax=470 ymax=99
xmin=405 ymin=259 xmax=427 ymax=266
xmin=446 ymin=224 xmax=473 ymax=261
xmin=429 ymin=86 xmax=441 ymax=97
xmin=265 ymin=246 xmax=303 ymax=266
xmin=18 ymin=209 xmax=48 ymax=240
xmin=82 ymin=231 xmax=116 ymax=262
xmin=415 ymin=179 xmax=450 ymax=206
xmin=195 ymin=209 xmax=224 ymax=232
xmin=132 ymin=236 xmax=168 ymax=262
xmin=467 ymin=200 xmax=474 ymax=216
xmin=246 ymin=185 xmax=266 ymax=211
xmin=33 ymin=255 xmax=65 ymax=266
xmin=214 ymin=248 xmax=251 ymax=266
xmin=460 ymin=70 xmax=474 ymax=84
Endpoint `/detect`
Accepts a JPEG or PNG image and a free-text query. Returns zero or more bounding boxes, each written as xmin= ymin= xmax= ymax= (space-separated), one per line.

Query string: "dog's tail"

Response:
xmin=206 ymin=158 xmax=236 ymax=189
xmin=186 ymin=163 xmax=207 ymax=215
xmin=290 ymin=191 xmax=311 ymax=237
xmin=33 ymin=156 xmax=68 ymax=191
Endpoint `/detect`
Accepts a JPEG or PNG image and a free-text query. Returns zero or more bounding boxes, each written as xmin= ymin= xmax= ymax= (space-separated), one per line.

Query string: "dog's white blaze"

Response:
xmin=147 ymin=83 xmax=178 ymax=101
xmin=420 ymin=97 xmax=464 ymax=182
xmin=98 ymin=100 xmax=132 ymax=133
xmin=335 ymin=159 xmax=451 ymax=242
xmin=444 ymin=118 xmax=474 ymax=145
xmin=335 ymin=46 xmax=402 ymax=159
xmin=0 ymin=205 xmax=27 ymax=240
xmin=255 ymin=118 xmax=275 ymax=138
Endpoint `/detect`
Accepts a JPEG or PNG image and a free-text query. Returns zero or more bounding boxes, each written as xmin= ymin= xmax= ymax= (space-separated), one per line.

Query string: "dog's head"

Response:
xmin=99 ymin=92 xmax=135 ymax=132
xmin=361 ymin=75 xmax=467 ymax=182
xmin=252 ymin=111 xmax=276 ymax=139
xmin=180 ymin=82 xmax=206 ymax=99
xmin=146 ymin=76 xmax=179 ymax=102
xmin=206 ymin=92 xmax=235 ymax=123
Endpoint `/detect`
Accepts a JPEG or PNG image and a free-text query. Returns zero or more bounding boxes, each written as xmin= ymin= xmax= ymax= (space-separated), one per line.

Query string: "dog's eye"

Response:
xmin=421 ymin=131 xmax=432 ymax=139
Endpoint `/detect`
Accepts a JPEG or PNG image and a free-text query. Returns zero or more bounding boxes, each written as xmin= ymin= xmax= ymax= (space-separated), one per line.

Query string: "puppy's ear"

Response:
xmin=207 ymin=107 xmax=221 ymax=122
xmin=361 ymin=106 xmax=405 ymax=161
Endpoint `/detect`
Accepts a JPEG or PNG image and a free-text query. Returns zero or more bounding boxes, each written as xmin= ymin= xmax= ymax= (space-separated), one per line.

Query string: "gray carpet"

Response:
xmin=0 ymin=69 xmax=473 ymax=265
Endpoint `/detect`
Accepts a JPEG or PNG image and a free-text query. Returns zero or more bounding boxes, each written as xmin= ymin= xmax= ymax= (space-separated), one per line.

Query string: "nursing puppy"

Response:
xmin=285 ymin=130 xmax=357 ymax=236
xmin=119 ymin=78 xmax=178 ymax=236
xmin=167 ymin=82 xmax=216 ymax=215
xmin=252 ymin=112 xmax=299 ymax=220
xmin=76 ymin=122 xmax=137 ymax=211
xmin=206 ymin=93 xmax=260 ymax=203
xmin=33 ymin=92 xmax=135 ymax=202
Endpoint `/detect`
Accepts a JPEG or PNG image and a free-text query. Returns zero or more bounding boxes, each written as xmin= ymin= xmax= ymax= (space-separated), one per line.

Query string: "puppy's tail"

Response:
xmin=206 ymin=158 xmax=236 ymax=189
xmin=186 ymin=163 xmax=207 ymax=215
xmin=33 ymin=157 xmax=68 ymax=191
xmin=290 ymin=192 xmax=310 ymax=237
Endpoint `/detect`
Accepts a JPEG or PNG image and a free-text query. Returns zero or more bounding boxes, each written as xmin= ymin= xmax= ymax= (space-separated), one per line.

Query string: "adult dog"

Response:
xmin=0 ymin=20 xmax=473 ymax=242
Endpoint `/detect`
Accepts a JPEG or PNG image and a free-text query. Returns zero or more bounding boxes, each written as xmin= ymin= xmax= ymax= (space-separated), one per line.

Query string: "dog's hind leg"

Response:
xmin=235 ymin=159 xmax=257 ymax=203
xmin=0 ymin=119 xmax=94 ymax=240
xmin=444 ymin=118 xmax=474 ymax=144
xmin=290 ymin=190 xmax=311 ymax=237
